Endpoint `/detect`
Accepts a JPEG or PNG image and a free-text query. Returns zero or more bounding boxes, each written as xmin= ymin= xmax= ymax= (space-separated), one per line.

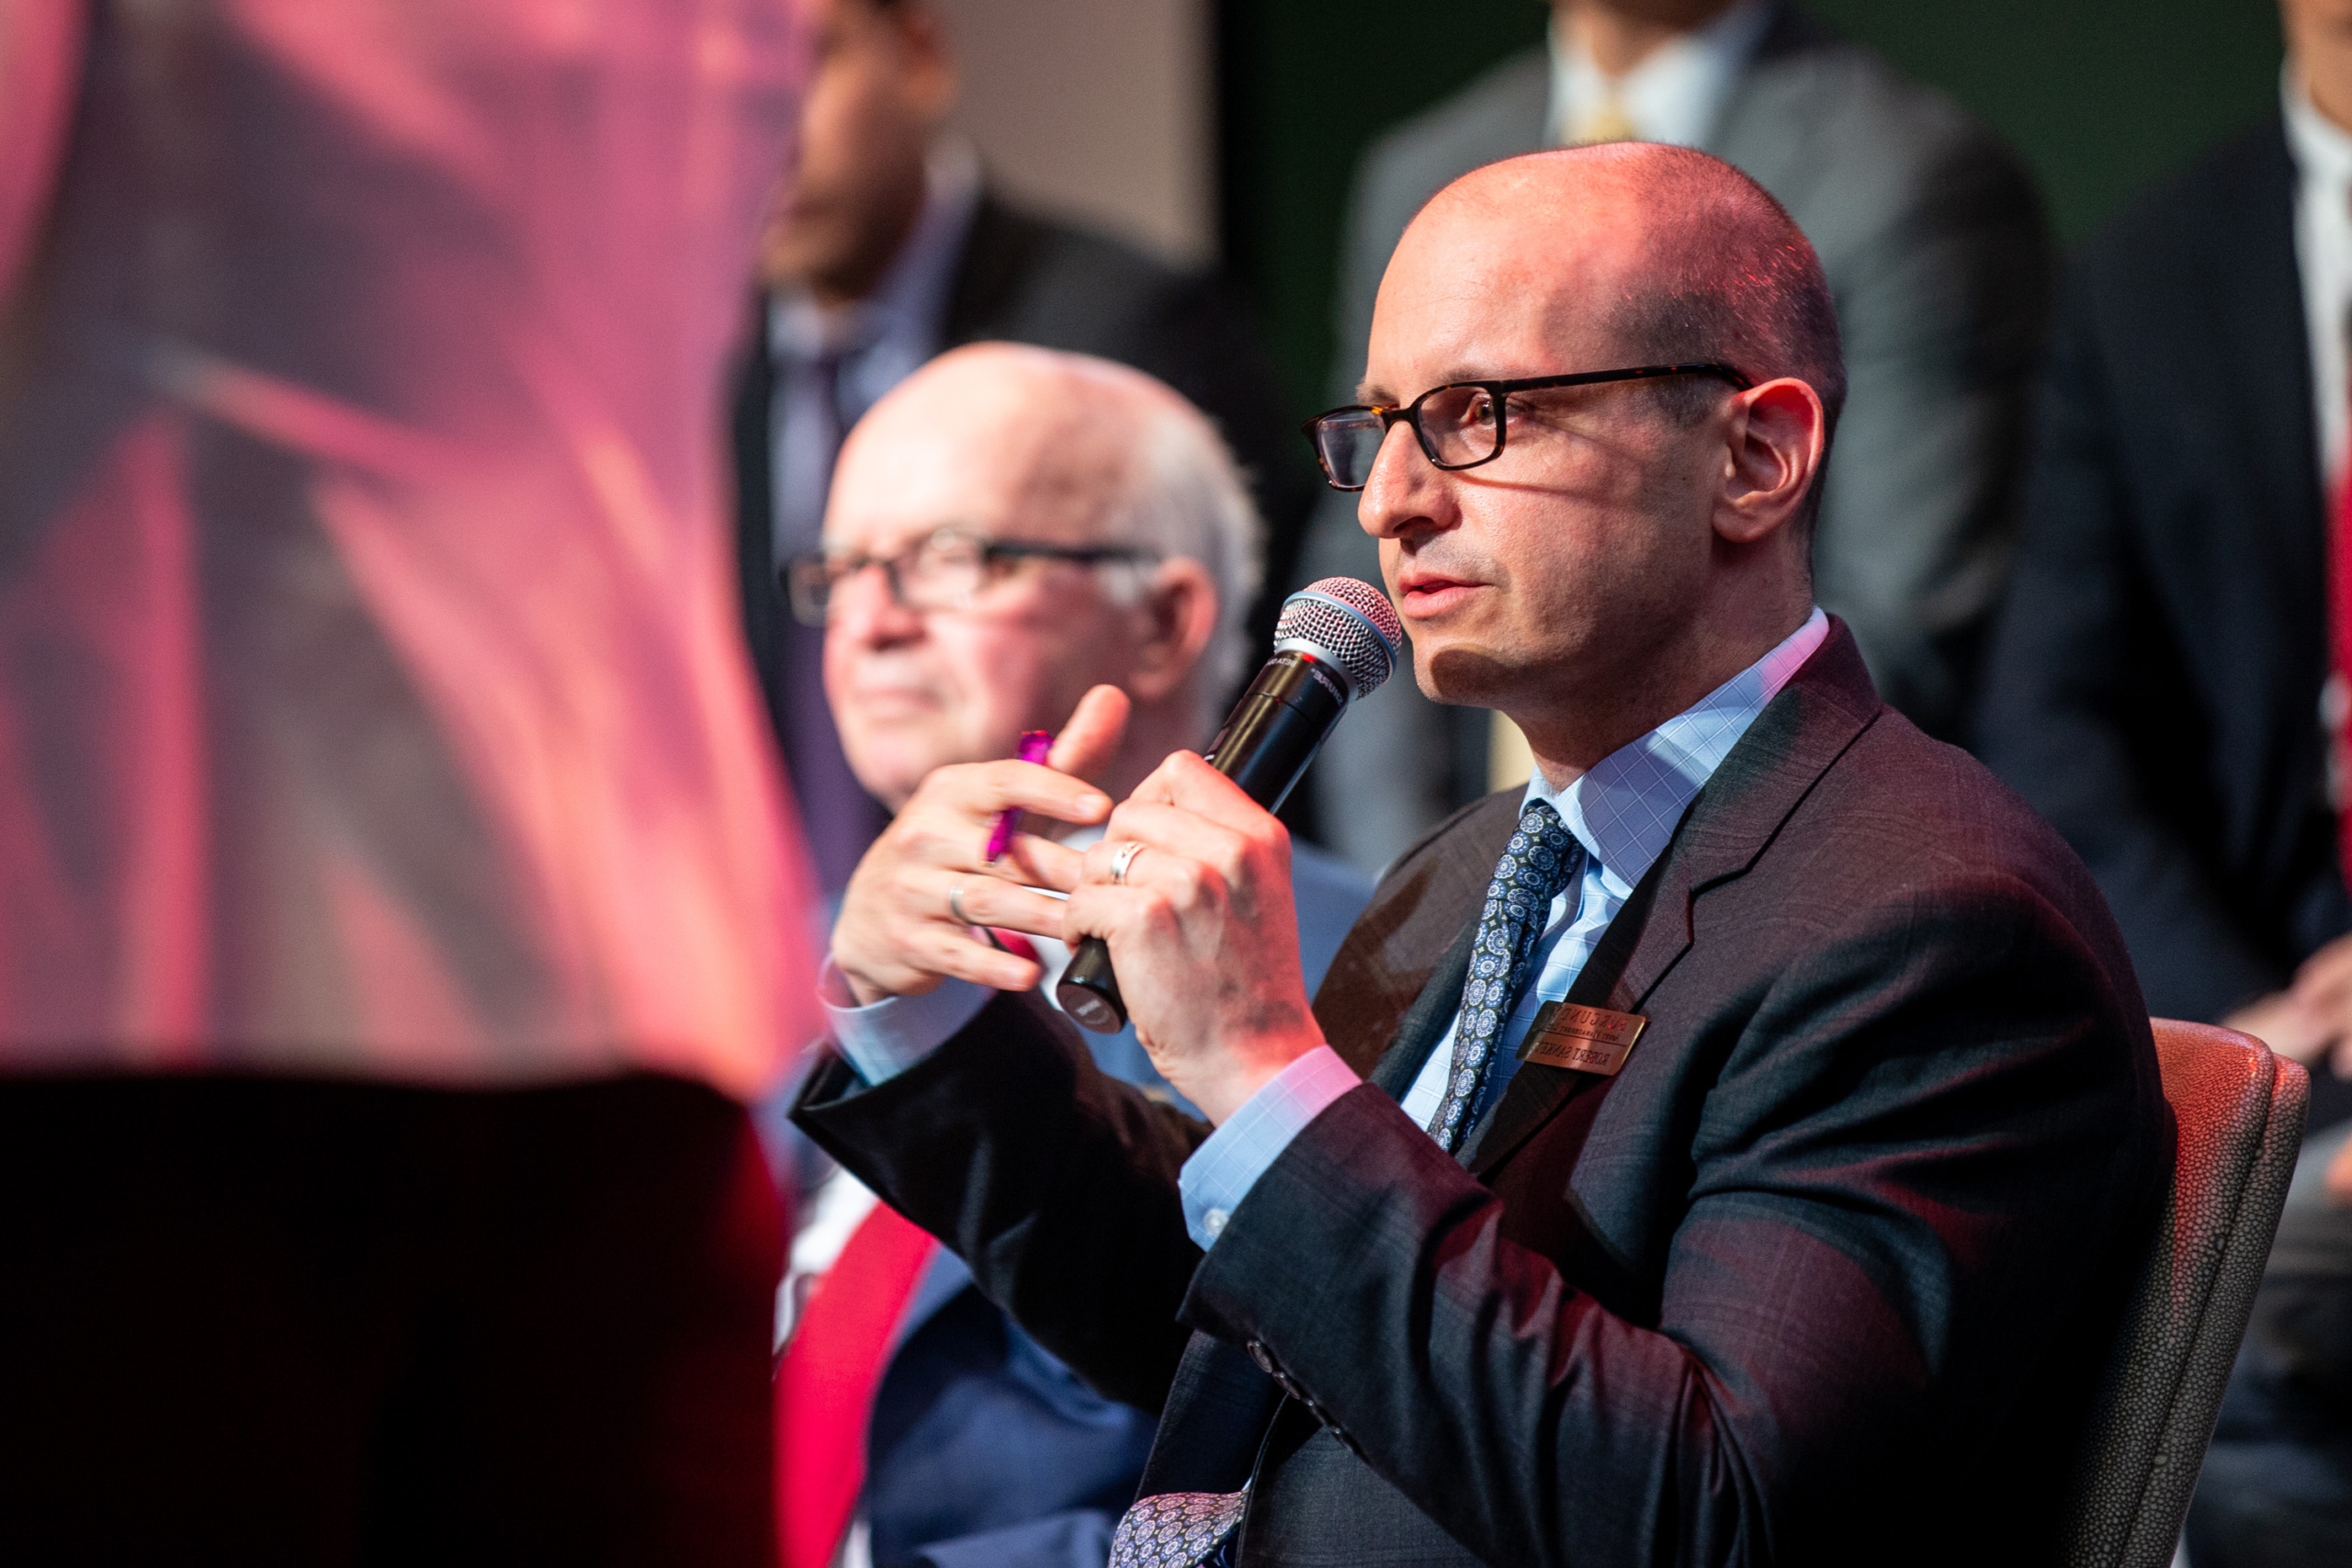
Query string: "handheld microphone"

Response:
xmin=1056 ymin=577 xmax=1405 ymax=1034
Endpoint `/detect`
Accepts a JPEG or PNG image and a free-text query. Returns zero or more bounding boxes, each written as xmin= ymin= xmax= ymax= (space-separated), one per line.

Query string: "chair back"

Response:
xmin=2062 ymin=1020 xmax=2308 ymax=1568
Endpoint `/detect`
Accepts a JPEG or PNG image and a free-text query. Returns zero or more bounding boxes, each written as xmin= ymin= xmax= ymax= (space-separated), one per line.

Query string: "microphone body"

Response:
xmin=1197 ymin=649 xmax=1350 ymax=809
xmin=1056 ymin=579 xmax=1400 ymax=1034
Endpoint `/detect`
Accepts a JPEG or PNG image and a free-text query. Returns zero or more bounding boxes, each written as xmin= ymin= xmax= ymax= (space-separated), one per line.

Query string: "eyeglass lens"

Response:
xmin=787 ymin=532 xmax=991 ymax=626
xmin=1418 ymin=385 xmax=1501 ymax=466
xmin=1312 ymin=385 xmax=1503 ymax=488
xmin=1311 ymin=410 xmax=1388 ymax=491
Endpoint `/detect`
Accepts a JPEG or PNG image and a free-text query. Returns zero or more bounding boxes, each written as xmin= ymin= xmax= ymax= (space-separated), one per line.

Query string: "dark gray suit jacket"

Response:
xmin=1978 ymin=118 xmax=2352 ymax=1051
xmin=1306 ymin=5 xmax=2052 ymax=870
xmin=795 ymin=621 xmax=2168 ymax=1566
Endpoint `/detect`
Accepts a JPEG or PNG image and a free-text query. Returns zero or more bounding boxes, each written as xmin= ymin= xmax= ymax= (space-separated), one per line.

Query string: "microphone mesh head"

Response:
xmin=1274 ymin=577 xmax=1405 ymax=700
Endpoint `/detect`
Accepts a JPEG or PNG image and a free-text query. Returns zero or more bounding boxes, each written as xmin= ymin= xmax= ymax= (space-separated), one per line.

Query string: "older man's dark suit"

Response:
xmin=795 ymin=621 xmax=2168 ymax=1566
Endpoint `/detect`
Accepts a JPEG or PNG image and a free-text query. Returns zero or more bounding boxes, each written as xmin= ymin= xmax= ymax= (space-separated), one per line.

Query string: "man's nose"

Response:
xmin=1358 ymin=420 xmax=1452 ymax=542
xmin=830 ymin=562 xmax=926 ymax=646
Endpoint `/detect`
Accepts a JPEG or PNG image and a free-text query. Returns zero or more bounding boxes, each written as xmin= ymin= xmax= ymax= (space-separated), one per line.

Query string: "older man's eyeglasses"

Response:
xmin=785 ymin=526 xmax=1159 ymax=627
xmin=1301 ymin=363 xmax=1753 ymax=491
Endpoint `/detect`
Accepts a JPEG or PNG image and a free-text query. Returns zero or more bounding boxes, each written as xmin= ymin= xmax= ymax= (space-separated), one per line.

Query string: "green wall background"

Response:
xmin=1216 ymin=1 xmax=2286 ymax=417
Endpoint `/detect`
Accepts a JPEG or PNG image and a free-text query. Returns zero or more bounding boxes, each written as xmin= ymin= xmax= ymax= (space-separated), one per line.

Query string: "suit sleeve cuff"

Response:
xmin=820 ymin=959 xmax=992 ymax=1085
xmin=1177 ymin=1045 xmax=1361 ymax=1249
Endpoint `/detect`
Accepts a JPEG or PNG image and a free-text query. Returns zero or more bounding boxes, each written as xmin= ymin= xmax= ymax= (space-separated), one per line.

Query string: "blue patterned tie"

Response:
xmin=1108 ymin=1489 xmax=1248 ymax=1567
xmin=1427 ymin=798 xmax=1581 ymax=1152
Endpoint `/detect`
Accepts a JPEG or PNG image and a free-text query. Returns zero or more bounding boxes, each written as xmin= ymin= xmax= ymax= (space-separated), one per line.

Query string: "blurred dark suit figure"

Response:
xmin=1977 ymin=9 xmax=2352 ymax=1559
xmin=1306 ymin=0 xmax=2050 ymax=874
xmin=1978 ymin=125 xmax=2346 ymax=1061
xmin=736 ymin=0 xmax=1312 ymax=894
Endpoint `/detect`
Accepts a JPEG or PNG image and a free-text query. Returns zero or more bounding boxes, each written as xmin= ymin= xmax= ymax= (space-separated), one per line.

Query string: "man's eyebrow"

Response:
xmin=1354 ymin=368 xmax=1509 ymax=405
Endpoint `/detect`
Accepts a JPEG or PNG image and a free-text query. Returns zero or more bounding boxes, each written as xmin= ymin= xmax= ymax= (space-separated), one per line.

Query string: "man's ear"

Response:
xmin=1713 ymin=377 xmax=1826 ymax=546
xmin=1123 ymin=558 xmax=1219 ymax=706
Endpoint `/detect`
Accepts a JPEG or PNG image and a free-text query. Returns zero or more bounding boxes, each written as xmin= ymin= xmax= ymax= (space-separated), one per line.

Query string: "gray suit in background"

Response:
xmin=1306 ymin=3 xmax=2050 ymax=874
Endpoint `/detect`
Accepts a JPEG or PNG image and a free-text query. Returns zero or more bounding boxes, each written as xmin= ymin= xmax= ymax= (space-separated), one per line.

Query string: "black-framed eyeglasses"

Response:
xmin=784 ymin=525 xmax=1159 ymax=626
xmin=1301 ymin=363 xmax=1753 ymax=491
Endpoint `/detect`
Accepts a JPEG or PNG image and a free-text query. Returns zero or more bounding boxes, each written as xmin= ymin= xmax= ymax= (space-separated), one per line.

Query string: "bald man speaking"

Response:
xmin=795 ymin=146 xmax=2167 ymax=1565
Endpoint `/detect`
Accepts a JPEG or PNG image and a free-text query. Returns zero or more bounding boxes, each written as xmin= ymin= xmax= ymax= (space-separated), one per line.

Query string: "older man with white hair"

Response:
xmin=765 ymin=344 xmax=1369 ymax=1568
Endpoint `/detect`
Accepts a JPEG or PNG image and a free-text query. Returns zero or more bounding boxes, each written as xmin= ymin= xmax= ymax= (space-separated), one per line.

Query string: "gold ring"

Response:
xmin=1109 ymin=841 xmax=1145 ymax=886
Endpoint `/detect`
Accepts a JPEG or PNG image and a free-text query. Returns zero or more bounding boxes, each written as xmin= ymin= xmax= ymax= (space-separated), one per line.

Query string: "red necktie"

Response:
xmin=774 ymin=1201 xmax=938 ymax=1568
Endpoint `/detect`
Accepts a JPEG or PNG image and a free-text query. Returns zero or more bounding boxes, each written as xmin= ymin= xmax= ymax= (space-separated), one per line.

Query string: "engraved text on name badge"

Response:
xmin=1516 ymin=1000 xmax=1647 ymax=1076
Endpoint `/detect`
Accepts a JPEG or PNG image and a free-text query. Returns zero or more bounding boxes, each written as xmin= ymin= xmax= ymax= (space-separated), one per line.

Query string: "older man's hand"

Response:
xmin=2226 ymin=931 xmax=2352 ymax=1081
xmin=833 ymin=686 xmax=1128 ymax=1006
xmin=1066 ymin=750 xmax=1328 ymax=1123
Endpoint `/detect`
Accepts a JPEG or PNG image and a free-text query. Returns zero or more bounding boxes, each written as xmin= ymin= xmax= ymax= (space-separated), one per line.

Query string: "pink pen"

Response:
xmin=983 ymin=730 xmax=1055 ymax=862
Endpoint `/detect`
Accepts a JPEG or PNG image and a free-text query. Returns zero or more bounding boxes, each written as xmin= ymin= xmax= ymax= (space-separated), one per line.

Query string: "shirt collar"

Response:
xmin=2286 ymin=61 xmax=2352 ymax=202
xmin=1524 ymin=605 xmax=1827 ymax=893
xmin=1547 ymin=0 xmax=1774 ymax=150
xmin=769 ymin=134 xmax=983 ymax=364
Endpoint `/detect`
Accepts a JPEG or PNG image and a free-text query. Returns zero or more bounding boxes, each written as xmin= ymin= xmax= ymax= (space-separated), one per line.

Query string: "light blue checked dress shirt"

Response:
xmin=827 ymin=608 xmax=1830 ymax=1254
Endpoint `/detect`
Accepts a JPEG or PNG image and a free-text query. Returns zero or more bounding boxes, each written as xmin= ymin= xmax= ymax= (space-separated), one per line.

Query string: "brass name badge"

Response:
xmin=1516 ymin=1000 xmax=1647 ymax=1077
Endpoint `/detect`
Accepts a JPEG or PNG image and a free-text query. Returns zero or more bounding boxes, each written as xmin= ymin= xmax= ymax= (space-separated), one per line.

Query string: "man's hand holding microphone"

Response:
xmin=831 ymin=680 xmax=1323 ymax=1124
xmin=831 ymin=578 xmax=1403 ymax=1123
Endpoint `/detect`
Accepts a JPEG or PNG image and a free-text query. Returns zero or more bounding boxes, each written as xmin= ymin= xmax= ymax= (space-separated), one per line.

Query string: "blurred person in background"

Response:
xmin=0 ymin=4 xmax=814 ymax=1562
xmin=765 ymin=344 xmax=1368 ymax=1568
xmin=1978 ymin=3 xmax=2352 ymax=1562
xmin=1303 ymin=0 xmax=2050 ymax=876
xmin=741 ymin=0 xmax=1315 ymax=897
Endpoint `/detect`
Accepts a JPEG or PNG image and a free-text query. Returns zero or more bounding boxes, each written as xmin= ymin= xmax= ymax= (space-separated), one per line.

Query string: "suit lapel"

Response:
xmin=1313 ymin=792 xmax=1523 ymax=1082
xmin=1365 ymin=916 xmax=1478 ymax=1101
xmin=1464 ymin=621 xmax=1886 ymax=1179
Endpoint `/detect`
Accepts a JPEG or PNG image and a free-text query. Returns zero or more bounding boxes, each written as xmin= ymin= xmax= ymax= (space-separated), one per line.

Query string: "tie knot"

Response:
xmin=1500 ymin=798 xmax=1577 ymax=898
xmin=1570 ymin=89 xmax=1639 ymax=147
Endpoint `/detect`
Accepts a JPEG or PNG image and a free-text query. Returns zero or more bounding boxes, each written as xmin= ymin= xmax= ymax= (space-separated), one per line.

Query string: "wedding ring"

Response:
xmin=1109 ymin=841 xmax=1145 ymax=886
xmin=948 ymin=884 xmax=970 ymax=924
